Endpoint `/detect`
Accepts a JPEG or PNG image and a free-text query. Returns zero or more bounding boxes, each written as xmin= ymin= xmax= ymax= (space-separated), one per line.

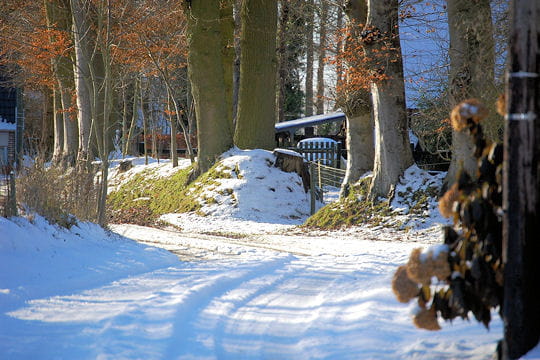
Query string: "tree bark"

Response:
xmin=502 ymin=1 xmax=540 ymax=358
xmin=365 ymin=0 xmax=413 ymax=199
xmin=167 ymin=88 xmax=178 ymax=167
xmin=335 ymin=2 xmax=344 ymax=88
xmin=341 ymin=0 xmax=373 ymax=187
xmin=70 ymin=0 xmax=93 ymax=164
xmin=316 ymin=0 xmax=328 ymax=115
xmin=185 ymin=0 xmax=234 ymax=173
xmin=52 ymin=87 xmax=64 ymax=163
xmin=305 ymin=0 xmax=315 ymax=117
xmin=221 ymin=0 xmax=235 ymax=131
xmin=45 ymin=0 xmax=78 ymax=166
xmin=234 ymin=0 xmax=278 ymax=150
xmin=445 ymin=0 xmax=495 ymax=189
xmin=276 ymin=0 xmax=290 ymax=123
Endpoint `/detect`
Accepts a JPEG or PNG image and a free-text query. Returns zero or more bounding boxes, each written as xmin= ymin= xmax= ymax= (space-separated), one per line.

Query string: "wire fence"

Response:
xmin=309 ymin=161 xmax=346 ymax=214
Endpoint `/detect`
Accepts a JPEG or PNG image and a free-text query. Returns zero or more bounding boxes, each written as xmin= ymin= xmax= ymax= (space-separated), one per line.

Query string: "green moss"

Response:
xmin=304 ymin=178 xmax=393 ymax=230
xmin=107 ymin=166 xmax=193 ymax=221
xmin=108 ymin=161 xmax=236 ymax=222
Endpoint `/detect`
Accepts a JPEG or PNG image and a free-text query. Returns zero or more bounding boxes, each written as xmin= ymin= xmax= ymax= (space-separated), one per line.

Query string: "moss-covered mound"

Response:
xmin=304 ymin=165 xmax=446 ymax=231
xmin=107 ymin=165 xmax=193 ymax=224
xmin=107 ymin=161 xmax=239 ymax=225
xmin=304 ymin=177 xmax=394 ymax=230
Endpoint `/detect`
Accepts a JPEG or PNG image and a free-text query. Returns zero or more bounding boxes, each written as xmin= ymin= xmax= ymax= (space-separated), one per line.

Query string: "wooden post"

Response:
xmin=7 ymin=170 xmax=17 ymax=217
xmin=310 ymin=162 xmax=316 ymax=215
xmin=502 ymin=1 xmax=540 ymax=358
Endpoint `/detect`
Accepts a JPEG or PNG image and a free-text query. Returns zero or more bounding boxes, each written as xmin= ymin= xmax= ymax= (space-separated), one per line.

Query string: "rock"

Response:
xmin=118 ymin=160 xmax=133 ymax=173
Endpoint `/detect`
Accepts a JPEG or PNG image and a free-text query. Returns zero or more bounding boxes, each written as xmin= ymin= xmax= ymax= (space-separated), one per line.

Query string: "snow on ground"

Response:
xmin=1 ymin=215 xmax=503 ymax=359
xmin=0 ymin=152 xmax=511 ymax=359
xmin=160 ymin=148 xmax=316 ymax=234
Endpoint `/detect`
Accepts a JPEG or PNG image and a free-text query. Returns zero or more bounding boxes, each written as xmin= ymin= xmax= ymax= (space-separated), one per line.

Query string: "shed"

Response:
xmin=275 ymin=112 xmax=345 ymax=146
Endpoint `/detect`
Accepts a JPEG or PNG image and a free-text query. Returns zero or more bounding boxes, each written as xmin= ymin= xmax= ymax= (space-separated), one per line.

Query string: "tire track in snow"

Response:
xmin=164 ymin=254 xmax=296 ymax=359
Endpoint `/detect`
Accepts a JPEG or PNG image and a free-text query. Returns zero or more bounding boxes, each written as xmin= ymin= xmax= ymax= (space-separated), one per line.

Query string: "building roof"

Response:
xmin=275 ymin=112 xmax=345 ymax=134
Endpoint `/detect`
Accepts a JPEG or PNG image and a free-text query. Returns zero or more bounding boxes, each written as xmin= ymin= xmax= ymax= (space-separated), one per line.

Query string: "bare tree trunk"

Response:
xmin=45 ymin=0 xmax=78 ymax=166
xmin=167 ymin=90 xmax=178 ymax=168
xmin=502 ymin=1 xmax=540 ymax=358
xmin=335 ymin=1 xmax=344 ymax=88
xmin=305 ymin=0 xmax=315 ymax=117
xmin=185 ymin=1 xmax=234 ymax=174
xmin=221 ymin=0 xmax=235 ymax=132
xmin=341 ymin=0 xmax=373 ymax=187
xmin=445 ymin=0 xmax=495 ymax=189
xmin=141 ymin=78 xmax=148 ymax=165
xmin=124 ymin=78 xmax=138 ymax=156
xmin=121 ymin=81 xmax=129 ymax=158
xmin=232 ymin=0 xmax=242 ymax=124
xmin=70 ymin=0 xmax=92 ymax=164
xmin=52 ymin=87 xmax=64 ymax=162
xmin=234 ymin=0 xmax=278 ymax=150
xmin=316 ymin=0 xmax=328 ymax=115
xmin=365 ymin=0 xmax=413 ymax=199
xmin=276 ymin=1 xmax=290 ymax=123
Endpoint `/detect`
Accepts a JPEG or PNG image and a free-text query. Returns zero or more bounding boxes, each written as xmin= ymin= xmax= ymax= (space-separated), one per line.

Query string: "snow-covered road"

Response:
xmin=1 ymin=218 xmax=502 ymax=359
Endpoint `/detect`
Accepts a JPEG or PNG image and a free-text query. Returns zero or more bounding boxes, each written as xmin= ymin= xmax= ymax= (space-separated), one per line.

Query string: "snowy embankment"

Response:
xmin=0 ymin=149 xmax=517 ymax=359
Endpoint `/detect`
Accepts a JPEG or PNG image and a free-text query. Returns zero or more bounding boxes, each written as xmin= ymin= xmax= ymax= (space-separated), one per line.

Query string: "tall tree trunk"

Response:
xmin=121 ymin=80 xmax=129 ymax=158
xmin=276 ymin=0 xmax=290 ymax=123
xmin=235 ymin=0 xmax=278 ymax=150
xmin=52 ymin=87 xmax=64 ymax=163
xmin=59 ymin=82 xmax=78 ymax=166
xmin=341 ymin=0 xmax=373 ymax=188
xmin=167 ymin=90 xmax=178 ymax=168
xmin=305 ymin=0 xmax=315 ymax=117
xmin=40 ymin=87 xmax=53 ymax=156
xmin=232 ymin=0 xmax=242 ymax=124
xmin=502 ymin=1 xmax=540 ymax=358
xmin=221 ymin=0 xmax=235 ymax=132
xmin=316 ymin=0 xmax=328 ymax=115
xmin=185 ymin=1 xmax=234 ymax=174
xmin=124 ymin=78 xmax=138 ymax=156
xmin=444 ymin=0 xmax=495 ymax=189
xmin=365 ymin=0 xmax=413 ymax=199
xmin=45 ymin=0 xmax=78 ymax=166
xmin=70 ymin=0 xmax=92 ymax=164
xmin=335 ymin=1 xmax=344 ymax=89
xmin=141 ymin=78 xmax=148 ymax=165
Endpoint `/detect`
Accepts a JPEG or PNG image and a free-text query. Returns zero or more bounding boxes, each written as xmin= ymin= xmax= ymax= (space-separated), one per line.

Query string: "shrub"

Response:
xmin=16 ymin=161 xmax=100 ymax=227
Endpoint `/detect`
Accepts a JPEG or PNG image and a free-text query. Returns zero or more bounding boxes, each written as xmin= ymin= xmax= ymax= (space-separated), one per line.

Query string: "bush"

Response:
xmin=16 ymin=160 xmax=100 ymax=227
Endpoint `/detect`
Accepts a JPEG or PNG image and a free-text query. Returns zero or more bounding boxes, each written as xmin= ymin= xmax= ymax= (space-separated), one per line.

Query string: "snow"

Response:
xmin=0 ymin=119 xmax=16 ymax=131
xmin=161 ymin=148 xmax=315 ymax=234
xmin=0 ymin=152 xmax=511 ymax=359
